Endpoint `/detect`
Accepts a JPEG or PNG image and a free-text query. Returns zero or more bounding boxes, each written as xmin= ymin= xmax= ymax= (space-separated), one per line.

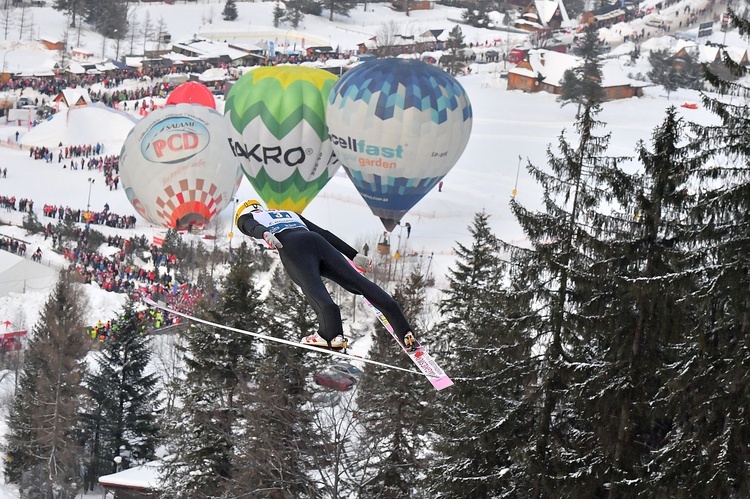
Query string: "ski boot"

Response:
xmin=301 ymin=334 xmax=348 ymax=352
xmin=401 ymin=331 xmax=422 ymax=353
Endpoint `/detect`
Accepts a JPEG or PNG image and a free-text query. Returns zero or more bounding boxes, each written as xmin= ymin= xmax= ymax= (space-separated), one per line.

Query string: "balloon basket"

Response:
xmin=377 ymin=243 xmax=390 ymax=256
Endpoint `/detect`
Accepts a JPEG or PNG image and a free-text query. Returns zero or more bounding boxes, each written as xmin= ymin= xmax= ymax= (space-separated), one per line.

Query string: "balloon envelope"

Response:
xmin=326 ymin=59 xmax=473 ymax=231
xmin=224 ymin=66 xmax=339 ymax=212
xmin=120 ymin=103 xmax=242 ymax=228
xmin=166 ymin=81 xmax=216 ymax=109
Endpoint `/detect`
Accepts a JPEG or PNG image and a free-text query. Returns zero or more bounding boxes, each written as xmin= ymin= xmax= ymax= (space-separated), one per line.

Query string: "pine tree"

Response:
xmin=3 ymin=273 xmax=88 ymax=499
xmin=80 ymin=299 xmax=161 ymax=492
xmin=231 ymin=267 xmax=320 ymax=496
xmin=647 ymin=48 xmax=679 ymax=98
xmin=442 ymin=25 xmax=465 ymax=76
xmin=505 ymin=101 xmax=631 ymax=496
xmin=282 ymin=0 xmax=306 ymax=30
xmin=427 ymin=212 xmax=534 ymax=496
xmin=646 ymin=9 xmax=750 ymax=496
xmin=461 ymin=0 xmax=491 ymax=27
xmin=160 ymin=245 xmax=268 ymax=497
xmin=354 ymin=270 xmax=433 ymax=497
xmin=435 ymin=211 xmax=501 ymax=335
xmin=273 ymin=0 xmax=284 ymax=28
xmin=324 ymin=0 xmax=357 ymax=22
xmin=567 ymin=106 xmax=703 ymax=496
xmin=559 ymin=23 xmax=604 ymax=110
xmin=83 ymin=0 xmax=127 ymax=39
xmin=222 ymin=0 xmax=238 ymax=21
xmin=672 ymin=49 xmax=703 ymax=90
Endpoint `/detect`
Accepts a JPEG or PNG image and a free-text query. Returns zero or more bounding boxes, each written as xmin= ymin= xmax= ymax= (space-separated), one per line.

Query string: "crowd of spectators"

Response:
xmin=41 ymin=203 xmax=136 ymax=229
xmin=0 ymin=236 xmax=26 ymax=256
xmin=64 ymin=233 xmax=203 ymax=327
xmin=0 ymin=188 xmax=207 ymax=331
xmin=0 ymin=195 xmax=32 ymax=213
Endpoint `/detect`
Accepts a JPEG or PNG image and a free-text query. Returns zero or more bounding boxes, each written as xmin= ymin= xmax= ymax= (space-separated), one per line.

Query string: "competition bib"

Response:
xmin=253 ymin=210 xmax=308 ymax=235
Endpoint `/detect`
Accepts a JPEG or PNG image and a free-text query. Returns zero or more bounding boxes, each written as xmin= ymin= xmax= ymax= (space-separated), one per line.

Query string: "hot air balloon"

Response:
xmin=326 ymin=59 xmax=473 ymax=231
xmin=166 ymin=81 xmax=217 ymax=109
xmin=120 ymin=103 xmax=242 ymax=229
xmin=224 ymin=66 xmax=339 ymax=212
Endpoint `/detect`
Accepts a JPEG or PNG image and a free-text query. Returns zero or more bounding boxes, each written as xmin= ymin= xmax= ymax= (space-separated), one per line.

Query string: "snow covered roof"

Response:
xmin=16 ymin=70 xmax=55 ymax=77
xmin=509 ymin=49 xmax=640 ymax=88
xmin=534 ymin=0 xmax=571 ymax=28
xmin=515 ymin=49 xmax=578 ymax=86
xmin=515 ymin=18 xmax=545 ymax=30
xmin=172 ymin=38 xmax=249 ymax=62
xmin=229 ymin=41 xmax=265 ymax=53
xmin=696 ymin=44 xmax=720 ymax=63
xmin=71 ymin=47 xmax=94 ymax=56
xmin=418 ymin=29 xmax=449 ymax=42
xmin=56 ymin=87 xmax=92 ymax=107
xmin=99 ymin=461 xmax=162 ymax=490
xmin=0 ymin=251 xmax=58 ymax=298
xmin=197 ymin=67 xmax=228 ymax=82
xmin=125 ymin=56 xmax=145 ymax=68
xmin=724 ymin=46 xmax=748 ymax=64
xmin=160 ymin=52 xmax=205 ymax=64
xmin=65 ymin=62 xmax=86 ymax=74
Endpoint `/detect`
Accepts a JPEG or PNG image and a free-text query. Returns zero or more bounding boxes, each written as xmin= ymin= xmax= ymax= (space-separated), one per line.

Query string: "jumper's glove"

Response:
xmin=353 ymin=253 xmax=373 ymax=273
xmin=263 ymin=231 xmax=283 ymax=250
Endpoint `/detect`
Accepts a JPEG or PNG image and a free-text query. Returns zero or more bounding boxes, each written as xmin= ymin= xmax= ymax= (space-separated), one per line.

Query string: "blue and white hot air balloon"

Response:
xmin=326 ymin=58 xmax=472 ymax=231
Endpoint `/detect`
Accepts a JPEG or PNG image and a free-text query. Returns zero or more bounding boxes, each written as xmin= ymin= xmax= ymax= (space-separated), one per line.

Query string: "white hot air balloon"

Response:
xmin=120 ymin=103 xmax=242 ymax=229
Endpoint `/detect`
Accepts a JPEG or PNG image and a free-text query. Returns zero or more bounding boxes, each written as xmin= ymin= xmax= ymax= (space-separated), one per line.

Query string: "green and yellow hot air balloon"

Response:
xmin=225 ymin=66 xmax=339 ymax=212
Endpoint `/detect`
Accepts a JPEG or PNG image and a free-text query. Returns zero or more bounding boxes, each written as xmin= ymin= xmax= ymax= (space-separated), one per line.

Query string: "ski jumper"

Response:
xmin=237 ymin=210 xmax=412 ymax=344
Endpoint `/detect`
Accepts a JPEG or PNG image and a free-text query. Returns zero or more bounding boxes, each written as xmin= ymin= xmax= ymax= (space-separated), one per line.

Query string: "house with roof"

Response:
xmin=507 ymin=49 xmax=645 ymax=100
xmin=99 ymin=461 xmax=162 ymax=498
xmin=673 ymin=40 xmax=749 ymax=67
xmin=390 ymin=0 xmax=435 ymax=13
xmin=71 ymin=48 xmax=95 ymax=60
xmin=171 ymin=38 xmax=256 ymax=66
xmin=40 ymin=36 xmax=64 ymax=51
xmin=53 ymin=88 xmax=92 ymax=108
xmin=515 ymin=0 xmax=572 ymax=32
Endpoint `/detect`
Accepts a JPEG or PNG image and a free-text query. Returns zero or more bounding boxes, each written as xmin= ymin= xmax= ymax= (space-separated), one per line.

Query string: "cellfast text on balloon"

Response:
xmin=328 ymin=134 xmax=404 ymax=159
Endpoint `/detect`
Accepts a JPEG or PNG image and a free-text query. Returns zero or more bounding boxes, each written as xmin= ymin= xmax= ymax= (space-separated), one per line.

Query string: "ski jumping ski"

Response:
xmin=349 ymin=260 xmax=454 ymax=391
xmin=141 ymin=297 xmax=433 ymax=379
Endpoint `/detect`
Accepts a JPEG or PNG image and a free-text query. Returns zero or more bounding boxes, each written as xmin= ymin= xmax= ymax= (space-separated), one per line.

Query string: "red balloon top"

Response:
xmin=166 ymin=81 xmax=216 ymax=109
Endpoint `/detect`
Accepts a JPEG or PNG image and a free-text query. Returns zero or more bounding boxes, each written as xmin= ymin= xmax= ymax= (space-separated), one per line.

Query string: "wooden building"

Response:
xmin=507 ymin=49 xmax=645 ymax=100
xmin=390 ymin=0 xmax=435 ymax=12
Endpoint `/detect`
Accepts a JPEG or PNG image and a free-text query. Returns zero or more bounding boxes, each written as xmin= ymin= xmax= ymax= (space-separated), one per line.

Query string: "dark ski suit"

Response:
xmin=237 ymin=210 xmax=412 ymax=345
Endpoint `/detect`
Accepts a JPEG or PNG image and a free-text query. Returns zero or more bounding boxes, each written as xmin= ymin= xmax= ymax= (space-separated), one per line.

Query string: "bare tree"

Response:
xmin=58 ymin=25 xmax=70 ymax=70
xmin=149 ymin=333 xmax=185 ymax=418
xmin=307 ymin=391 xmax=367 ymax=497
xmin=375 ymin=20 xmax=400 ymax=57
xmin=16 ymin=3 xmax=28 ymax=41
xmin=0 ymin=3 xmax=15 ymax=41
xmin=154 ymin=16 xmax=168 ymax=52
xmin=141 ymin=11 xmax=153 ymax=54
xmin=127 ymin=7 xmax=139 ymax=56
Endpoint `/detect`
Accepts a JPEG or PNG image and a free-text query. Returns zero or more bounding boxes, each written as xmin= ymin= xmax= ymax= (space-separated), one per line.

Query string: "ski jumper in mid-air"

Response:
xmin=235 ymin=200 xmax=419 ymax=351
